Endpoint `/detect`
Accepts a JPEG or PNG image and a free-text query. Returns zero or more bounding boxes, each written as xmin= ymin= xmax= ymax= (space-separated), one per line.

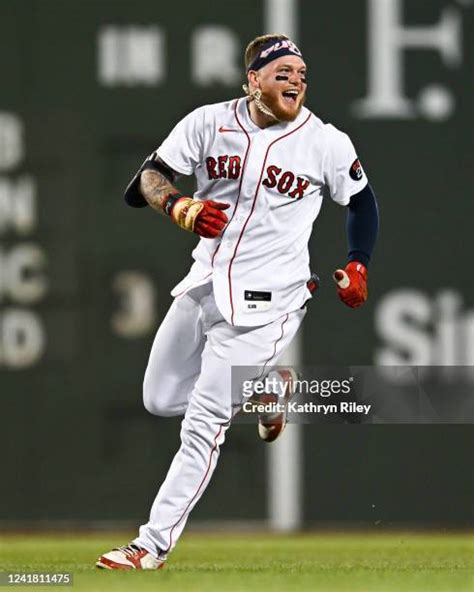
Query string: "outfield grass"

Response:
xmin=0 ymin=532 xmax=472 ymax=591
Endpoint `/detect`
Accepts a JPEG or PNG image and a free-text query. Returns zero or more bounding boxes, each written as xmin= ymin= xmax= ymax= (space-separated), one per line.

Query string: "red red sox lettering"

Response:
xmin=206 ymin=156 xmax=241 ymax=180
xmin=206 ymin=156 xmax=310 ymax=199
xmin=262 ymin=165 xmax=310 ymax=199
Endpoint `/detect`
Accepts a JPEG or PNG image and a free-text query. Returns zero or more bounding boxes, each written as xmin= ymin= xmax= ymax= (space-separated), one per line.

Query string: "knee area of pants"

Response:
xmin=142 ymin=391 xmax=159 ymax=415
xmin=143 ymin=381 xmax=163 ymax=416
xmin=143 ymin=377 xmax=181 ymax=417
xmin=143 ymin=396 xmax=177 ymax=417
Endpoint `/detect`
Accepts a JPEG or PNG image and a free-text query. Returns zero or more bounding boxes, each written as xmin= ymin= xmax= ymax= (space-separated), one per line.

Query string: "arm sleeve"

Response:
xmin=346 ymin=183 xmax=379 ymax=267
xmin=325 ymin=126 xmax=368 ymax=206
xmin=156 ymin=107 xmax=205 ymax=176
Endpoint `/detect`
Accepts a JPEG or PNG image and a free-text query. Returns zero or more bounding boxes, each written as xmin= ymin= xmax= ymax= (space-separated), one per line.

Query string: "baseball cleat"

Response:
xmin=96 ymin=543 xmax=165 ymax=570
xmin=257 ymin=368 xmax=298 ymax=443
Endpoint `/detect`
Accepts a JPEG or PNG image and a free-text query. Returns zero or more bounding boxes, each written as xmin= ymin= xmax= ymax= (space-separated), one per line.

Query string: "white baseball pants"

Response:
xmin=134 ymin=282 xmax=305 ymax=557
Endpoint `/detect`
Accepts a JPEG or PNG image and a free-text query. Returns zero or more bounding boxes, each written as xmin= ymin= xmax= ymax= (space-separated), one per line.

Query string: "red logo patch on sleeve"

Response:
xmin=349 ymin=158 xmax=363 ymax=181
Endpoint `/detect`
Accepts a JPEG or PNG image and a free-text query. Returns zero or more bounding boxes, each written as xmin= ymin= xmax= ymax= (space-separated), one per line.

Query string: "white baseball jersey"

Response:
xmin=156 ymin=97 xmax=368 ymax=326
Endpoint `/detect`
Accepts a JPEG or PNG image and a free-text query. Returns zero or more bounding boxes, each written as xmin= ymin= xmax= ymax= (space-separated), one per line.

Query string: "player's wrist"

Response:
xmin=162 ymin=192 xmax=187 ymax=216
xmin=348 ymin=251 xmax=370 ymax=269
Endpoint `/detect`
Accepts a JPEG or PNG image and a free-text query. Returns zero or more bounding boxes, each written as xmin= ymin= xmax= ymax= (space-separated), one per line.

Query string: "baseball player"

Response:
xmin=97 ymin=33 xmax=379 ymax=570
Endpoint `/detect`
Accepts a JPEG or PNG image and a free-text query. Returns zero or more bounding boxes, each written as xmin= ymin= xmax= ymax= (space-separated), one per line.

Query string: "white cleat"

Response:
xmin=257 ymin=368 xmax=298 ymax=443
xmin=96 ymin=543 xmax=166 ymax=570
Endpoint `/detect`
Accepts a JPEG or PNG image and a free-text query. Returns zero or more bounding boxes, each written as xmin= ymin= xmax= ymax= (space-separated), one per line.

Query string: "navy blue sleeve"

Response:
xmin=346 ymin=183 xmax=379 ymax=267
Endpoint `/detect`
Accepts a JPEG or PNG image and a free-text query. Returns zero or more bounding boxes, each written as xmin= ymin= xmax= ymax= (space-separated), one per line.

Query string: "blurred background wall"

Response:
xmin=0 ymin=0 xmax=472 ymax=528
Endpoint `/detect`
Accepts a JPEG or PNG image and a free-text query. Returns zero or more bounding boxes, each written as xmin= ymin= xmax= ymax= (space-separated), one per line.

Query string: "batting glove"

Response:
xmin=164 ymin=194 xmax=230 ymax=238
xmin=333 ymin=261 xmax=368 ymax=308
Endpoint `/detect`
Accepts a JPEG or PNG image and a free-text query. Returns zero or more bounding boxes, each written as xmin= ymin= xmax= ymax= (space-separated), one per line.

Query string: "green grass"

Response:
xmin=0 ymin=532 xmax=472 ymax=591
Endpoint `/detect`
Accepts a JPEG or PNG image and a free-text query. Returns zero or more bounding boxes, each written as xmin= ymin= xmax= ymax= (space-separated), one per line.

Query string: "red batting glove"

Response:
xmin=168 ymin=196 xmax=230 ymax=238
xmin=193 ymin=200 xmax=230 ymax=238
xmin=333 ymin=261 xmax=368 ymax=308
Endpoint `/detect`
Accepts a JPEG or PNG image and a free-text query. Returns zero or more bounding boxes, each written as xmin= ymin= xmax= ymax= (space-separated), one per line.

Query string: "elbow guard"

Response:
xmin=124 ymin=153 xmax=176 ymax=208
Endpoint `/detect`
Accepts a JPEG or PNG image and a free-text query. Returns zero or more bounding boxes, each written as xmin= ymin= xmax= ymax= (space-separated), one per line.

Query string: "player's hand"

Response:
xmin=170 ymin=197 xmax=230 ymax=238
xmin=333 ymin=261 xmax=368 ymax=308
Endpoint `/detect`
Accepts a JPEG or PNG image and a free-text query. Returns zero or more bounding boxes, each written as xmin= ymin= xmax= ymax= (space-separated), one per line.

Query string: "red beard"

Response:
xmin=260 ymin=88 xmax=305 ymax=122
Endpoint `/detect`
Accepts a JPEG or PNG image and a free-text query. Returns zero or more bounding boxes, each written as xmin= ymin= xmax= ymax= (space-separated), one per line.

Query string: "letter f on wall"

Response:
xmin=353 ymin=0 xmax=462 ymax=119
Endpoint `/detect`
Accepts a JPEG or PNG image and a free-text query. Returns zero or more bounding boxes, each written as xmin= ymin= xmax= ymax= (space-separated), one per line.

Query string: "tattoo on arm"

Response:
xmin=140 ymin=169 xmax=178 ymax=213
